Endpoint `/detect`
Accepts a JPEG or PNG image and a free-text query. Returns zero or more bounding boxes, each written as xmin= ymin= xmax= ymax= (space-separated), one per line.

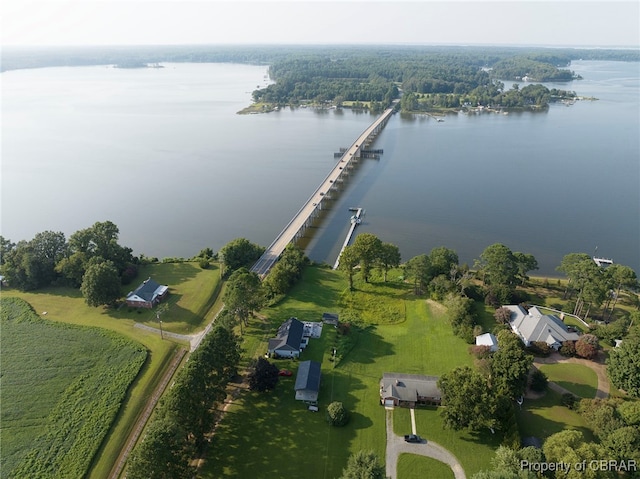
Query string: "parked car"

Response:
xmin=278 ymin=369 xmax=292 ymax=377
xmin=404 ymin=434 xmax=421 ymax=443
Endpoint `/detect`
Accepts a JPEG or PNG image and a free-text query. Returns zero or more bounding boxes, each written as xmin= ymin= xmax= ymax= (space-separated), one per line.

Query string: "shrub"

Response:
xmin=559 ymin=340 xmax=576 ymax=357
xmin=561 ymin=393 xmax=579 ymax=409
xmin=528 ymin=341 xmax=552 ymax=357
xmin=198 ymin=259 xmax=210 ymax=269
xmin=575 ymin=334 xmax=600 ymax=360
xmin=470 ymin=345 xmax=492 ymax=359
xmin=494 ymin=307 xmax=512 ymax=324
xmin=326 ymin=401 xmax=350 ymax=427
xmin=529 ymin=369 xmax=548 ymax=392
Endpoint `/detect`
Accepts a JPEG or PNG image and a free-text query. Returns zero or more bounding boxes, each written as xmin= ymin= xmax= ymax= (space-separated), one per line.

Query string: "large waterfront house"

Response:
xmin=504 ymin=305 xmax=580 ymax=350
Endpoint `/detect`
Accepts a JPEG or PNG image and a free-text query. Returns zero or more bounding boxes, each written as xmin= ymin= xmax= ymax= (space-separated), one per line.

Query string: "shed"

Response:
xmin=295 ymin=360 xmax=321 ymax=403
xmin=475 ymin=332 xmax=499 ymax=352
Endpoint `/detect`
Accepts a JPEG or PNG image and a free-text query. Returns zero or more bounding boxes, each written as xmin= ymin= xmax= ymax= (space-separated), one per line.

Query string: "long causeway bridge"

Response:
xmin=251 ymin=104 xmax=395 ymax=277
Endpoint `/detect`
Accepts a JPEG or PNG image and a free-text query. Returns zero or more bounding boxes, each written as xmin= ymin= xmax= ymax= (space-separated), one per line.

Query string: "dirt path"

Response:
xmin=532 ymin=352 xmax=610 ymax=399
xmin=108 ymin=348 xmax=187 ymax=479
xmin=385 ymin=409 xmax=466 ymax=479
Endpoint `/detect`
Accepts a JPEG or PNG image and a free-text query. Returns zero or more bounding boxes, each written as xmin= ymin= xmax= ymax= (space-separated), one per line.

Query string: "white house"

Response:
xmin=268 ymin=317 xmax=304 ymax=358
xmin=504 ymin=305 xmax=580 ymax=350
xmin=475 ymin=332 xmax=499 ymax=352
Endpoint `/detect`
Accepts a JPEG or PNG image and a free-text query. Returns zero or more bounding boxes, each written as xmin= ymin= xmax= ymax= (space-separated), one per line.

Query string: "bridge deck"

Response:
xmin=251 ymin=106 xmax=395 ymax=276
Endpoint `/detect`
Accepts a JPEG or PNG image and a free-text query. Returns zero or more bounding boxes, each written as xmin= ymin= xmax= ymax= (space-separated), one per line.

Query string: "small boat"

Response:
xmin=350 ymin=216 xmax=362 ymax=225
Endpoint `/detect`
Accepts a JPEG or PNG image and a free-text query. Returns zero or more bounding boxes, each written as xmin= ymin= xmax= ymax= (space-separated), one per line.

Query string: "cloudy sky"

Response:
xmin=2 ymin=0 xmax=638 ymax=48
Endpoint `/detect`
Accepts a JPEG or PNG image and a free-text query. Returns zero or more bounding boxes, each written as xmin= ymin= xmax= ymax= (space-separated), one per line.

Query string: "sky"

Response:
xmin=1 ymin=0 xmax=639 ymax=48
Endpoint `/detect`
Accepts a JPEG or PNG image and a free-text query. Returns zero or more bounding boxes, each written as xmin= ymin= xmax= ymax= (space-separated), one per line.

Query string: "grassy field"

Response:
xmin=200 ymin=266 xmax=500 ymax=479
xmin=1 ymin=297 xmax=147 ymax=478
xmin=516 ymin=389 xmax=593 ymax=442
xmin=398 ymin=453 xmax=455 ymax=479
xmin=1 ymin=262 xmax=219 ymax=478
xmin=537 ymin=363 xmax=599 ymax=398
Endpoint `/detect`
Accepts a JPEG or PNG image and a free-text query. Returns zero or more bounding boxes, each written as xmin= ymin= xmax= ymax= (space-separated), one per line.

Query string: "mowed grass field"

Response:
xmin=200 ymin=267 xmax=498 ymax=479
xmin=1 ymin=262 xmax=220 ymax=478
xmin=1 ymin=297 xmax=147 ymax=478
xmin=537 ymin=363 xmax=599 ymax=399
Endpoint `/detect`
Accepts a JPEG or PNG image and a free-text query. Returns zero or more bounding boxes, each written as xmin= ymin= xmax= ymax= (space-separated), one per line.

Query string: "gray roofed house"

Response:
xmin=295 ymin=360 xmax=321 ymax=402
xmin=380 ymin=373 xmax=442 ymax=408
xmin=267 ymin=317 xmax=304 ymax=358
xmin=505 ymin=305 xmax=580 ymax=350
xmin=125 ymin=278 xmax=169 ymax=309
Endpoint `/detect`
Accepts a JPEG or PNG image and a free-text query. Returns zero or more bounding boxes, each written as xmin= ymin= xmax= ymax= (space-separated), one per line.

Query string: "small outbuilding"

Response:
xmin=295 ymin=360 xmax=321 ymax=403
xmin=322 ymin=312 xmax=339 ymax=325
xmin=125 ymin=277 xmax=169 ymax=309
xmin=475 ymin=332 xmax=499 ymax=352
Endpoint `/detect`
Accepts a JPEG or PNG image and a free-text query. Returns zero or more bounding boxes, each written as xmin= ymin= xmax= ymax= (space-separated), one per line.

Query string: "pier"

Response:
xmin=333 ymin=208 xmax=364 ymax=270
xmin=251 ymin=103 xmax=396 ymax=277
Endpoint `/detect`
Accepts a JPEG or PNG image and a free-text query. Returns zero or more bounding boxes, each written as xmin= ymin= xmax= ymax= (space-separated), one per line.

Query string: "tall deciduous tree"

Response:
xmin=126 ymin=417 xmax=192 ymax=479
xmin=248 ymin=357 xmax=279 ymax=392
xmin=338 ymin=244 xmax=360 ymax=291
xmin=339 ymin=450 xmax=385 ymax=479
xmin=438 ymin=366 xmax=496 ymax=431
xmin=377 ymin=242 xmax=401 ymax=282
xmin=351 ymin=233 xmax=382 ymax=283
xmin=219 ymin=238 xmax=265 ymax=275
xmin=605 ymin=264 xmax=638 ymax=320
xmin=513 ymin=251 xmax=538 ymax=285
xmin=428 ymin=246 xmax=459 ymax=277
xmin=80 ymin=259 xmax=121 ymax=307
xmin=476 ymin=243 xmax=519 ymax=303
xmin=607 ymin=334 xmax=640 ymax=398
xmin=404 ymin=254 xmax=431 ymax=294
xmin=223 ymin=268 xmax=264 ymax=333
xmin=490 ymin=330 xmax=533 ymax=398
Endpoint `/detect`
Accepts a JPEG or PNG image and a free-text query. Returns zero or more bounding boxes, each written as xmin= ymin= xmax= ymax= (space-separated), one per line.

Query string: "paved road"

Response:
xmin=385 ymin=409 xmax=466 ymax=479
xmin=251 ymin=105 xmax=395 ymax=277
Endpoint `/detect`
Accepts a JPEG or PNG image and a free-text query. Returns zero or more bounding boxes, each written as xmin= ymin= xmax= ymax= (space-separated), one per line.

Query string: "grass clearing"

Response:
xmin=398 ymin=453 xmax=455 ymax=479
xmin=516 ymin=389 xmax=593 ymax=442
xmin=200 ymin=266 xmax=504 ymax=478
xmin=537 ymin=363 xmax=598 ymax=398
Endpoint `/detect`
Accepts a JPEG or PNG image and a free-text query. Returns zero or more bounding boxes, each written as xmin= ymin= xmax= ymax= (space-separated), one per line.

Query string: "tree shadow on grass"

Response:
xmin=203 ymin=370 xmax=368 ymax=479
xmin=336 ymin=325 xmax=395 ymax=367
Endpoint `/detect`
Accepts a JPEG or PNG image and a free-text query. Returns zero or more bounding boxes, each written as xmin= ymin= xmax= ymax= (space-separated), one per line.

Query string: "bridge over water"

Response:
xmin=251 ymin=105 xmax=395 ymax=277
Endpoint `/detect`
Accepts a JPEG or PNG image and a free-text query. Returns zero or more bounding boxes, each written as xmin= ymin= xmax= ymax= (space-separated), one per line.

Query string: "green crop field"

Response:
xmin=1 ymin=297 xmax=147 ymax=478
xmin=1 ymin=261 xmax=219 ymax=477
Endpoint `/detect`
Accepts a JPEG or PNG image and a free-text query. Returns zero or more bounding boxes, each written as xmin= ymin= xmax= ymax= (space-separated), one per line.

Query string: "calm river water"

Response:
xmin=2 ymin=60 xmax=638 ymax=275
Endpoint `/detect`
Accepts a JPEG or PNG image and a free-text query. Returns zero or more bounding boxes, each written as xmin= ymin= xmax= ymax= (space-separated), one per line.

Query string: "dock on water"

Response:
xmin=333 ymin=208 xmax=364 ymax=270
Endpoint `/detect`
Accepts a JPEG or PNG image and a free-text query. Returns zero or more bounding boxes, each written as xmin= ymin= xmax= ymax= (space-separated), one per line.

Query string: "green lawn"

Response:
xmin=538 ymin=363 xmax=598 ymax=398
xmin=516 ymin=389 xmax=593 ymax=442
xmin=398 ymin=453 xmax=455 ymax=479
xmin=200 ymin=267 xmax=499 ymax=479
xmin=393 ymin=407 xmax=500 ymax=475
xmin=1 ymin=262 xmax=219 ymax=478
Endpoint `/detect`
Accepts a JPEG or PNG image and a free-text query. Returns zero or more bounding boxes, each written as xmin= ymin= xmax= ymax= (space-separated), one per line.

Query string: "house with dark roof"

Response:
xmin=267 ymin=317 xmax=304 ymax=358
xmin=380 ymin=373 xmax=442 ymax=408
xmin=295 ymin=360 xmax=321 ymax=403
xmin=125 ymin=278 xmax=169 ymax=308
xmin=505 ymin=305 xmax=580 ymax=350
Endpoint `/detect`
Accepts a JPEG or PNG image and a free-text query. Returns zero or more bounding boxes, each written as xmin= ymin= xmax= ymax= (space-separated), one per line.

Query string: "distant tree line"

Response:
xmin=1 ymin=222 xmax=137 ymax=306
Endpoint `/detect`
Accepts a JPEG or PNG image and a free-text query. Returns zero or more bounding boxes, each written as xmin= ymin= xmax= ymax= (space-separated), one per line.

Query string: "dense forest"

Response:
xmin=3 ymin=44 xmax=638 ymax=112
